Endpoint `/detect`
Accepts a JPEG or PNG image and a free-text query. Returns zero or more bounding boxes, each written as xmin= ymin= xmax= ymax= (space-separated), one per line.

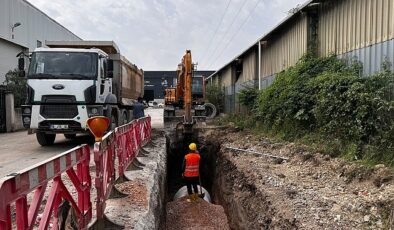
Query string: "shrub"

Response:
xmin=206 ymin=84 xmax=224 ymax=113
xmin=238 ymin=86 xmax=259 ymax=111
xmin=254 ymin=54 xmax=394 ymax=162
xmin=2 ymin=69 xmax=27 ymax=107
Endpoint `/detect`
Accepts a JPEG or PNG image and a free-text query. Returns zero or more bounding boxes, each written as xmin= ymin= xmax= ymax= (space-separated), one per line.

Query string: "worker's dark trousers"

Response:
xmin=184 ymin=176 xmax=199 ymax=195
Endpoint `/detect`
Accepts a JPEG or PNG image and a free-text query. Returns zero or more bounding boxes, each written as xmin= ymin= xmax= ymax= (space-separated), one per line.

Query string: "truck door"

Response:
xmin=98 ymin=57 xmax=111 ymax=102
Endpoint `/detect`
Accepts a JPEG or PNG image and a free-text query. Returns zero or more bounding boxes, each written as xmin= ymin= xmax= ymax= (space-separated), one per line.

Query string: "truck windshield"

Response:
xmin=28 ymin=52 xmax=98 ymax=79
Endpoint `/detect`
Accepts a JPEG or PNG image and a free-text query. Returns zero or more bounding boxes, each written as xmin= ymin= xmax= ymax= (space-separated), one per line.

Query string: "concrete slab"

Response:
xmin=104 ymin=130 xmax=167 ymax=229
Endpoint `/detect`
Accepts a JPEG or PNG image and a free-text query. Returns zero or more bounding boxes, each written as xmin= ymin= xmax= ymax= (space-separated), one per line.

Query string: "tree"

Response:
xmin=2 ymin=69 xmax=27 ymax=107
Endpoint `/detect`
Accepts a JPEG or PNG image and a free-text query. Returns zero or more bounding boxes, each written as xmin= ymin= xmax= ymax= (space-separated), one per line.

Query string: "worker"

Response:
xmin=133 ymin=97 xmax=145 ymax=119
xmin=182 ymin=143 xmax=201 ymax=201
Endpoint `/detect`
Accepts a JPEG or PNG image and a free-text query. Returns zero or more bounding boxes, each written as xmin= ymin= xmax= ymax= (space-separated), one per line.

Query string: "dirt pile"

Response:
xmin=209 ymin=127 xmax=394 ymax=229
xmin=165 ymin=197 xmax=230 ymax=230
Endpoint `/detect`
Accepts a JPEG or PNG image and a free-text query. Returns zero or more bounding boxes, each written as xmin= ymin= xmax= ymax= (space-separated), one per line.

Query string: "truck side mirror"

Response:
xmin=18 ymin=57 xmax=25 ymax=77
xmin=18 ymin=57 xmax=24 ymax=71
xmin=107 ymin=59 xmax=114 ymax=78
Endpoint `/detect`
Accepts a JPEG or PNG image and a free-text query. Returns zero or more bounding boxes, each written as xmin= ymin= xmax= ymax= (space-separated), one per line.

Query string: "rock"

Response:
xmin=363 ymin=215 xmax=370 ymax=222
xmin=278 ymin=173 xmax=286 ymax=178
xmin=374 ymin=164 xmax=385 ymax=169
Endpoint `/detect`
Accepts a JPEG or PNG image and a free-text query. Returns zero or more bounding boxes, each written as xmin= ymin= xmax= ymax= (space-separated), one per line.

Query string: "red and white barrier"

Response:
xmin=93 ymin=131 xmax=117 ymax=222
xmin=0 ymin=145 xmax=91 ymax=230
xmin=93 ymin=116 xmax=152 ymax=226
xmin=0 ymin=116 xmax=152 ymax=229
xmin=116 ymin=116 xmax=152 ymax=179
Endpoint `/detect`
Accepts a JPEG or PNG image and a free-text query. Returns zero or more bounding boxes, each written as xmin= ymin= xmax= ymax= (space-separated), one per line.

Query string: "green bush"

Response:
xmin=257 ymin=55 xmax=359 ymax=137
xmin=238 ymin=86 xmax=259 ymax=111
xmin=206 ymin=84 xmax=224 ymax=113
xmin=250 ymin=54 xmax=394 ymax=163
xmin=2 ymin=69 xmax=27 ymax=107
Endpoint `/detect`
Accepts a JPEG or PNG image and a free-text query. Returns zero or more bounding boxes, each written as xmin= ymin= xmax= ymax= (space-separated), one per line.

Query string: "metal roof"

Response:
xmin=206 ymin=0 xmax=315 ymax=80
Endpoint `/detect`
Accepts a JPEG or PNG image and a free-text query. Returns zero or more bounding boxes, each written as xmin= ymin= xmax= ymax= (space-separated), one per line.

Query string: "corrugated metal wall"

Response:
xmin=319 ymin=0 xmax=394 ymax=56
xmin=241 ymin=50 xmax=257 ymax=82
xmin=220 ymin=66 xmax=234 ymax=113
xmin=261 ymin=14 xmax=308 ymax=78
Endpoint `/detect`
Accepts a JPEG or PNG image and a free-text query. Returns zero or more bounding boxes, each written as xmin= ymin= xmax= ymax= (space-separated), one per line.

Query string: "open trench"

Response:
xmin=161 ymin=128 xmax=239 ymax=229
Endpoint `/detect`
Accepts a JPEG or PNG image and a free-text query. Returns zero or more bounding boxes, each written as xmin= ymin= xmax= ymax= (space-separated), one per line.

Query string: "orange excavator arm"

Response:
xmin=183 ymin=50 xmax=193 ymax=124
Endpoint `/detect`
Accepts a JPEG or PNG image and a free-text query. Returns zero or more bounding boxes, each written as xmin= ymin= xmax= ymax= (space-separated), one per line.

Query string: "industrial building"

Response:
xmin=0 ymin=0 xmax=81 ymax=83
xmin=207 ymin=0 xmax=394 ymax=114
xmin=144 ymin=70 xmax=214 ymax=102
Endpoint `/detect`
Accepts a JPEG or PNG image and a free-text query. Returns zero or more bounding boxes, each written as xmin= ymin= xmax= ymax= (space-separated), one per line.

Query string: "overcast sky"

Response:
xmin=28 ymin=0 xmax=305 ymax=71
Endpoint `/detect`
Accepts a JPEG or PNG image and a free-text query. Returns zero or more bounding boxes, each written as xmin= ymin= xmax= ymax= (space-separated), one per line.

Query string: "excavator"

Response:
xmin=163 ymin=50 xmax=216 ymax=134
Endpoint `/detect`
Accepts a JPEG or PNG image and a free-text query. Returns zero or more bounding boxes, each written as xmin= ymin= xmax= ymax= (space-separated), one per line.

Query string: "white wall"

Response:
xmin=0 ymin=39 xmax=26 ymax=83
xmin=0 ymin=0 xmax=80 ymax=50
xmin=0 ymin=0 xmax=81 ymax=82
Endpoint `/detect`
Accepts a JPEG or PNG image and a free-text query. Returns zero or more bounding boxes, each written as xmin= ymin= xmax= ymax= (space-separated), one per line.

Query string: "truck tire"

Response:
xmin=64 ymin=134 xmax=76 ymax=139
xmin=205 ymin=103 xmax=217 ymax=119
xmin=122 ymin=110 xmax=128 ymax=125
xmin=36 ymin=132 xmax=56 ymax=146
xmin=110 ymin=113 xmax=118 ymax=131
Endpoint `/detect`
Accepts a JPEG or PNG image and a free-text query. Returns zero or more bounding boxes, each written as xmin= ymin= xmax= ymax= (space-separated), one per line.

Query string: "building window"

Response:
xmin=37 ymin=40 xmax=42 ymax=48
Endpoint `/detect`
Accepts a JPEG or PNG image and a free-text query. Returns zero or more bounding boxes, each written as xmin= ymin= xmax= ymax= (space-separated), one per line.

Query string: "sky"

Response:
xmin=27 ymin=0 xmax=306 ymax=71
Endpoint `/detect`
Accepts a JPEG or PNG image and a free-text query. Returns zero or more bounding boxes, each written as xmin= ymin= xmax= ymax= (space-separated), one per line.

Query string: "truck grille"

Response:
xmin=40 ymin=95 xmax=78 ymax=119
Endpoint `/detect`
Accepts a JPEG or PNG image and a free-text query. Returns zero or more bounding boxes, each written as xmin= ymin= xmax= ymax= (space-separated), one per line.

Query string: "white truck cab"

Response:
xmin=20 ymin=41 xmax=144 ymax=146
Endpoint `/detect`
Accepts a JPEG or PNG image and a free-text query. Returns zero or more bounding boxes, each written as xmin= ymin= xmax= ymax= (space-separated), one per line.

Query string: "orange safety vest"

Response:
xmin=184 ymin=153 xmax=200 ymax=177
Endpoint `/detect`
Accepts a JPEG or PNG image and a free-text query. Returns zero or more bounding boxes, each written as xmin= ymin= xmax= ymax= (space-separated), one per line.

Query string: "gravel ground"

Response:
xmin=165 ymin=196 xmax=230 ymax=230
xmin=208 ymin=127 xmax=394 ymax=229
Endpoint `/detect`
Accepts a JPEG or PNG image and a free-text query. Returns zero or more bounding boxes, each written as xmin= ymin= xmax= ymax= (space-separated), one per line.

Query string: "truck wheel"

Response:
xmin=122 ymin=111 xmax=128 ymax=125
xmin=36 ymin=132 xmax=56 ymax=146
xmin=205 ymin=103 xmax=217 ymax=119
xmin=64 ymin=134 xmax=76 ymax=139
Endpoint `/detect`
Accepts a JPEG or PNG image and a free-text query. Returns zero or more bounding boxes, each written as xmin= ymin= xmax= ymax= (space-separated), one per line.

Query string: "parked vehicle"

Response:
xmin=19 ymin=41 xmax=144 ymax=146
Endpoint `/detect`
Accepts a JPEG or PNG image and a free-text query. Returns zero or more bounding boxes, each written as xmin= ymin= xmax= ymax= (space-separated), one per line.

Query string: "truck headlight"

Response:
xmin=23 ymin=107 xmax=31 ymax=114
xmin=23 ymin=117 xmax=31 ymax=123
xmin=87 ymin=106 xmax=103 ymax=117
xmin=91 ymin=108 xmax=98 ymax=114
xmin=21 ymin=105 xmax=32 ymax=115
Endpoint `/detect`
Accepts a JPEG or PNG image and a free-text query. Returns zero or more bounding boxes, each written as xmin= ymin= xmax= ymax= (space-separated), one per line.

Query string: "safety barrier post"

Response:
xmin=91 ymin=130 xmax=126 ymax=229
xmin=115 ymin=121 xmax=138 ymax=180
xmin=0 ymin=145 xmax=91 ymax=230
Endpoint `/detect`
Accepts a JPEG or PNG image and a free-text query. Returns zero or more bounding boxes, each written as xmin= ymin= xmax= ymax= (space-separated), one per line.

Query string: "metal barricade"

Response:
xmin=92 ymin=131 xmax=117 ymax=226
xmin=115 ymin=121 xmax=138 ymax=179
xmin=0 ymin=116 xmax=152 ymax=229
xmin=0 ymin=145 xmax=91 ymax=230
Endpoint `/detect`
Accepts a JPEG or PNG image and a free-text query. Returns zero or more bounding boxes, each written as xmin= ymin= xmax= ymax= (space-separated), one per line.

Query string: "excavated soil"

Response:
xmin=207 ymin=127 xmax=394 ymax=229
xmin=165 ymin=196 xmax=230 ymax=230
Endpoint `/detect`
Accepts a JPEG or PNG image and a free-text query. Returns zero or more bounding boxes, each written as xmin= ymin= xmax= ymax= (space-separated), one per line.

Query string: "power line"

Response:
xmin=202 ymin=0 xmax=249 ymax=68
xmin=207 ymin=0 xmax=261 ymax=70
xmin=198 ymin=0 xmax=233 ymax=64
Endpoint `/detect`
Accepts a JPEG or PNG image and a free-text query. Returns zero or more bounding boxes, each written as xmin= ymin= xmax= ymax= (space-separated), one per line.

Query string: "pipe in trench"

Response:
xmin=173 ymin=186 xmax=212 ymax=203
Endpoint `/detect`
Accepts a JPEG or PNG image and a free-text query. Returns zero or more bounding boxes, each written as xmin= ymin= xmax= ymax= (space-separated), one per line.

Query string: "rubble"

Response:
xmin=208 ymin=127 xmax=394 ymax=229
xmin=165 ymin=197 xmax=230 ymax=230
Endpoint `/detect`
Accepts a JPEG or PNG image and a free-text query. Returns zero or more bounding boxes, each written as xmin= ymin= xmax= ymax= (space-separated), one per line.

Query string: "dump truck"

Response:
xmin=19 ymin=41 xmax=144 ymax=146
